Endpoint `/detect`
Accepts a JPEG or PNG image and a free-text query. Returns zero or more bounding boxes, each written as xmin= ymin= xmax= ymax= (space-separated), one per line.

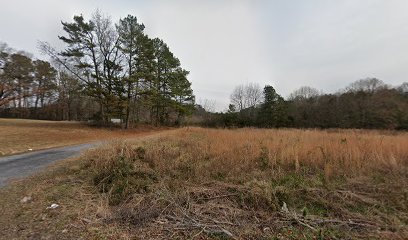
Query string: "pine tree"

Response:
xmin=33 ymin=60 xmax=57 ymax=110
xmin=3 ymin=53 xmax=34 ymax=110
xmin=258 ymin=85 xmax=287 ymax=127
xmin=168 ymin=68 xmax=195 ymax=124
xmin=59 ymin=13 xmax=122 ymax=124
xmin=53 ymin=11 xmax=195 ymax=126
xmin=117 ymin=15 xmax=145 ymax=128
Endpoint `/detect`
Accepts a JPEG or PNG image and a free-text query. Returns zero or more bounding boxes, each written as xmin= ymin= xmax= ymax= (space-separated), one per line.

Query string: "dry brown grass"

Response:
xmin=1 ymin=127 xmax=407 ymax=239
xmin=0 ymin=118 xmax=166 ymax=156
xmin=155 ymin=127 xmax=408 ymax=180
xmin=0 ymin=130 xmax=172 ymax=240
xmin=78 ymin=127 xmax=408 ymax=239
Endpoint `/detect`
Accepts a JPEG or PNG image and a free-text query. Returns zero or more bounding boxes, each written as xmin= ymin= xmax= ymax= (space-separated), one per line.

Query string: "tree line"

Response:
xmin=2 ymin=10 xmax=407 ymax=130
xmin=0 ymin=11 xmax=195 ymax=127
xmin=0 ymin=43 xmax=88 ymax=120
xmin=196 ymin=78 xmax=408 ymax=130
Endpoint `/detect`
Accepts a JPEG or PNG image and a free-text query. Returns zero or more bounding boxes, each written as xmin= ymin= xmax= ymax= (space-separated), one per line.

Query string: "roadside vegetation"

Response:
xmin=1 ymin=127 xmax=407 ymax=239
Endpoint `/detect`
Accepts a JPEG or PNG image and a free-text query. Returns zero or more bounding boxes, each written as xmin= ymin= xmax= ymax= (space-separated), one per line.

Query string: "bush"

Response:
xmin=84 ymin=144 xmax=156 ymax=205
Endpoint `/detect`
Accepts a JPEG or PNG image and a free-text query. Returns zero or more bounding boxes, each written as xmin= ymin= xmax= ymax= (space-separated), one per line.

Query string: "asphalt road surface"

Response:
xmin=0 ymin=143 xmax=96 ymax=187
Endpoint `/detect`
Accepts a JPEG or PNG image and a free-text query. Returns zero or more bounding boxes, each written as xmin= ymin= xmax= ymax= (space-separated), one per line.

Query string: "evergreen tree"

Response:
xmin=59 ymin=13 xmax=123 ymax=124
xmin=117 ymin=15 xmax=145 ymax=128
xmin=55 ymin=11 xmax=194 ymax=126
xmin=168 ymin=68 xmax=195 ymax=124
xmin=33 ymin=60 xmax=57 ymax=110
xmin=3 ymin=53 xmax=34 ymax=110
xmin=258 ymin=85 xmax=287 ymax=127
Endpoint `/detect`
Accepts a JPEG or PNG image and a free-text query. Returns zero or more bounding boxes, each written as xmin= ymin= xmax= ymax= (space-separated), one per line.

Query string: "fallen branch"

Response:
xmin=196 ymin=193 xmax=239 ymax=202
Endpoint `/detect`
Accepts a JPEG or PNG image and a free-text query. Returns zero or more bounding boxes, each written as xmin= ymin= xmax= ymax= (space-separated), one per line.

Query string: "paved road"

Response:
xmin=0 ymin=143 xmax=97 ymax=187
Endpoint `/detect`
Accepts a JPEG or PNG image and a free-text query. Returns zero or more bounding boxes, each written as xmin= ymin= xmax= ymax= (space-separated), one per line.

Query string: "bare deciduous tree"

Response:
xmin=198 ymin=98 xmax=216 ymax=113
xmin=289 ymin=86 xmax=320 ymax=100
xmin=346 ymin=78 xmax=387 ymax=93
xmin=230 ymin=85 xmax=245 ymax=111
xmin=230 ymin=83 xmax=263 ymax=111
xmin=245 ymin=83 xmax=263 ymax=108
xmin=398 ymin=82 xmax=408 ymax=93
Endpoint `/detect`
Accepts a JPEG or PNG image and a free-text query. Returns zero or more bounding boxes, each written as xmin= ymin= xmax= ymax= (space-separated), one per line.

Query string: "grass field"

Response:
xmin=0 ymin=118 xmax=164 ymax=156
xmin=1 ymin=127 xmax=407 ymax=239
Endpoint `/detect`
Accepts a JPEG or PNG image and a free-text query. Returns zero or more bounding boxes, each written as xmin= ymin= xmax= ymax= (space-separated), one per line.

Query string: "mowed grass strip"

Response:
xmin=1 ymin=127 xmax=407 ymax=239
xmin=0 ymin=118 xmax=165 ymax=156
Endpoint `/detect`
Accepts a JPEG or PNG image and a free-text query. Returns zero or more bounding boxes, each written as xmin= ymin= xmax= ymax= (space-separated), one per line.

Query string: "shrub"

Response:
xmin=84 ymin=143 xmax=156 ymax=205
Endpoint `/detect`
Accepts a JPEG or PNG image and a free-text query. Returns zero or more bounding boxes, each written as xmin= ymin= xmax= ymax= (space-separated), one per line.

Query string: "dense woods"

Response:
xmin=195 ymin=78 xmax=408 ymax=130
xmin=0 ymin=12 xmax=194 ymax=127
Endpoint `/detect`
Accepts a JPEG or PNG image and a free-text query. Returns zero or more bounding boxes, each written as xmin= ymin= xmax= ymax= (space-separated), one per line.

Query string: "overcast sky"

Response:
xmin=1 ymin=0 xmax=408 ymax=111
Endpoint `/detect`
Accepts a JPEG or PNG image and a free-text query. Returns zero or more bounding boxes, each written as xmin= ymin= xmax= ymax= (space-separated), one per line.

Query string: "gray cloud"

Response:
xmin=1 ymin=0 xmax=407 ymax=111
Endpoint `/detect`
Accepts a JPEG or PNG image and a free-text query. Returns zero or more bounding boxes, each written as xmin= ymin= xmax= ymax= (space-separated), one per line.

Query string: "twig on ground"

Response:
xmin=196 ymin=193 xmax=239 ymax=202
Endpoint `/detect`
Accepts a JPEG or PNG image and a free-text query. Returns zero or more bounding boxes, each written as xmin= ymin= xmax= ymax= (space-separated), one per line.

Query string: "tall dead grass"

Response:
xmin=140 ymin=127 xmax=408 ymax=181
xmin=81 ymin=127 xmax=408 ymax=239
xmin=83 ymin=127 xmax=408 ymax=207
